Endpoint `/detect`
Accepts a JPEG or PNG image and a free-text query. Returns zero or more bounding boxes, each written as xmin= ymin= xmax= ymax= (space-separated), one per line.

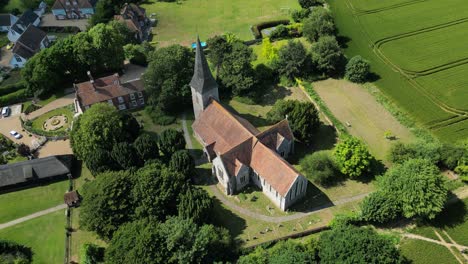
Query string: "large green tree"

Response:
xmin=238 ymin=239 xmax=318 ymax=264
xmin=144 ymin=45 xmax=194 ymax=113
xmin=378 ymin=159 xmax=448 ymax=219
xmin=318 ymin=225 xmax=404 ymax=264
xmin=105 ymin=217 xmax=232 ymax=264
xmin=333 ymin=137 xmax=372 ymax=178
xmin=70 ymin=103 xmax=140 ymax=169
xmin=158 ymin=129 xmax=186 ymax=157
xmin=79 ymin=170 xmax=135 ymax=240
xmin=133 ymin=133 xmax=159 ymax=161
xmin=345 ymin=55 xmax=371 ymax=83
xmin=110 ymin=142 xmax=142 ymax=170
xmin=310 ymin=36 xmax=344 ymax=75
xmin=206 ymin=35 xmax=231 ymax=78
xmin=360 ymin=191 xmax=401 ymax=223
xmin=300 ymin=150 xmax=337 ymax=185
xmin=177 ymin=186 xmax=213 ymax=224
xmin=267 ymin=100 xmax=320 ymax=144
xmin=273 ymin=40 xmax=310 ymax=80
xmin=303 ymin=7 xmax=335 ymax=42
xmin=169 ymin=149 xmax=194 ymax=177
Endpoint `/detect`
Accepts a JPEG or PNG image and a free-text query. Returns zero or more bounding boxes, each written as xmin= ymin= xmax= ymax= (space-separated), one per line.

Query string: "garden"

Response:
xmin=25 ymin=105 xmax=74 ymax=137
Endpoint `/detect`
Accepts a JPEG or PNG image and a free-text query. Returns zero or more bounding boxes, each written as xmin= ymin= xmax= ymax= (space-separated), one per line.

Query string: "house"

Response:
xmin=0 ymin=155 xmax=73 ymax=190
xmin=191 ymin=38 xmax=308 ymax=211
xmin=51 ymin=0 xmax=95 ymax=19
xmin=74 ymin=72 xmax=145 ymax=114
xmin=64 ymin=190 xmax=81 ymax=207
xmin=7 ymin=10 xmax=40 ymax=42
xmin=114 ymin=3 xmax=151 ymax=42
xmin=0 ymin=14 xmax=18 ymax=32
xmin=10 ymin=25 xmax=50 ymax=68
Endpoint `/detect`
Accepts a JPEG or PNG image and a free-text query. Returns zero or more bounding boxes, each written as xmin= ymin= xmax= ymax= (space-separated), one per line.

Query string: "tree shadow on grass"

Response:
xmin=210 ymin=197 xmax=247 ymax=246
xmin=353 ymin=157 xmax=386 ymax=184
xmin=237 ymin=113 xmax=272 ymax=128
xmin=336 ymin=35 xmax=351 ymax=49
xmin=430 ymin=197 xmax=467 ymax=228
xmin=288 ymin=182 xmax=333 ymax=214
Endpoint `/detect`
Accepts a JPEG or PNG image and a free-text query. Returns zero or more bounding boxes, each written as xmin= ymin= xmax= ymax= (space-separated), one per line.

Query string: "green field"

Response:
xmin=400 ymin=239 xmax=458 ymax=264
xmin=0 ymin=211 xmax=65 ymax=264
xmin=331 ymin=0 xmax=468 ymax=142
xmin=142 ymin=0 xmax=299 ymax=46
xmin=0 ymin=180 xmax=69 ymax=223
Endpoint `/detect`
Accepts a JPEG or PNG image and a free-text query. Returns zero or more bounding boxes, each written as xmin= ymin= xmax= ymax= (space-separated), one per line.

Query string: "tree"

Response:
xmin=291 ymin=8 xmax=311 ymax=22
xmin=378 ymin=159 xmax=447 ymax=219
xmin=85 ymin=148 xmax=117 ymax=175
xmin=87 ymin=22 xmax=127 ymax=72
xmin=206 ymin=35 xmax=230 ymax=78
xmin=300 ymin=151 xmax=337 ymax=185
xmin=70 ymin=103 xmax=139 ymax=167
xmin=144 ymin=45 xmax=194 ymax=113
xmin=124 ymin=42 xmax=155 ymax=66
xmin=389 ymin=141 xmax=442 ymax=164
xmin=345 ymin=56 xmax=371 ymax=83
xmin=298 ymin=0 xmax=320 ymax=9
xmin=111 ymin=142 xmax=142 ymax=170
xmin=79 ymin=170 xmax=135 ymax=240
xmin=169 ymin=149 xmax=194 ymax=177
xmin=17 ymin=143 xmax=30 ymax=157
xmin=238 ymin=239 xmax=317 ymax=264
xmin=80 ymin=243 xmax=105 ymax=264
xmin=261 ymin=37 xmax=278 ymax=63
xmin=219 ymin=41 xmax=257 ymax=96
xmin=333 ymin=137 xmax=372 ymax=178
xmin=303 ymin=7 xmax=335 ymax=42
xmin=133 ymin=134 xmax=159 ymax=161
xmin=310 ymin=36 xmax=344 ymax=75
xmin=105 ymin=217 xmax=232 ymax=264
xmin=177 ymin=186 xmax=213 ymax=224
xmin=132 ymin=162 xmax=187 ymax=220
xmin=267 ymin=100 xmax=320 ymax=144
xmin=273 ymin=40 xmax=310 ymax=80
xmin=319 ymin=225 xmax=404 ymax=264
xmin=360 ymin=191 xmax=401 ymax=223
xmin=0 ymin=239 xmax=33 ymax=264
xmin=158 ymin=129 xmax=186 ymax=157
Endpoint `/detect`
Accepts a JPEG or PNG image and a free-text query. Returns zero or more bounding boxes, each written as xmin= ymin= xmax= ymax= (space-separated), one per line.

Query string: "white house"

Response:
xmin=10 ymin=25 xmax=49 ymax=68
xmin=190 ymin=38 xmax=308 ymax=211
xmin=0 ymin=14 xmax=18 ymax=32
xmin=7 ymin=10 xmax=40 ymax=43
xmin=51 ymin=0 xmax=96 ymax=19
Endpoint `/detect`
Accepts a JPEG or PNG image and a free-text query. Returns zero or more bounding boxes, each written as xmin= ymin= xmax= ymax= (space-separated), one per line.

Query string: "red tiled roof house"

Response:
xmin=190 ymin=38 xmax=307 ymax=211
xmin=74 ymin=72 xmax=145 ymax=114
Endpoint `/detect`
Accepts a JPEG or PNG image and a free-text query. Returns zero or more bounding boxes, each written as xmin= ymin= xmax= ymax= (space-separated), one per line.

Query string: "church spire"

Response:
xmin=190 ymin=36 xmax=217 ymax=93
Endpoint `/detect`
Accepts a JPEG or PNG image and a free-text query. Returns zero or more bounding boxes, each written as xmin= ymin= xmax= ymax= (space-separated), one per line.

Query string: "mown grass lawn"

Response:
xmin=30 ymin=105 xmax=74 ymax=133
xmin=142 ymin=0 xmax=299 ymax=46
xmin=0 ymin=180 xmax=69 ymax=223
xmin=399 ymin=239 xmax=458 ymax=264
xmin=0 ymin=210 xmax=66 ymax=264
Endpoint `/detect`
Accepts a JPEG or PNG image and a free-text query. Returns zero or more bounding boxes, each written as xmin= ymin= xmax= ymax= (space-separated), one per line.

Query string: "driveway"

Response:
xmin=39 ymin=14 xmax=89 ymax=31
xmin=0 ymin=47 xmax=13 ymax=68
xmin=121 ymin=63 xmax=146 ymax=83
xmin=0 ymin=104 xmax=38 ymax=147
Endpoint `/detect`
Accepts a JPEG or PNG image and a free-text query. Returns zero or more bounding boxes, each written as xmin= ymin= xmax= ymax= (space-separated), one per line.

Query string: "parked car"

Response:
xmin=1 ymin=106 xmax=10 ymax=117
xmin=9 ymin=130 xmax=22 ymax=139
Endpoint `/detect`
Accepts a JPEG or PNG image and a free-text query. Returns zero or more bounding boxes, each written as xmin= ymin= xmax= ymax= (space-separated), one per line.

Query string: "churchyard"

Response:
xmin=330 ymin=0 xmax=468 ymax=142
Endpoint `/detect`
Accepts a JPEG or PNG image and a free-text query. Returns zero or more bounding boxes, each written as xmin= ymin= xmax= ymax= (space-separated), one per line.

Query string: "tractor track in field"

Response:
xmin=348 ymin=0 xmax=427 ymax=15
xmin=345 ymin=0 xmax=468 ymax=132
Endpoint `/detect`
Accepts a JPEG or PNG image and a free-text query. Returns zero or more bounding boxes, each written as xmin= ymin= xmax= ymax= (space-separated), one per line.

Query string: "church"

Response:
xmin=191 ymin=38 xmax=308 ymax=211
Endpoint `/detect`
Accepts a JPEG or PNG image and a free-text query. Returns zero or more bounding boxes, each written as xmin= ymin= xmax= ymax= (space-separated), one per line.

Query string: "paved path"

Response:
xmin=181 ymin=112 xmax=194 ymax=149
xmin=0 ymin=204 xmax=67 ymax=230
xmin=25 ymin=93 xmax=75 ymax=120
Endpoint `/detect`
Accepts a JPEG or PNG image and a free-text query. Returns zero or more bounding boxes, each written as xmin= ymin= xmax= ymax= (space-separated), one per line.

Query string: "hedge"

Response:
xmin=0 ymin=239 xmax=33 ymax=263
xmin=0 ymin=81 xmax=26 ymax=96
xmin=250 ymin=19 xmax=290 ymax=39
xmin=0 ymin=88 xmax=29 ymax=106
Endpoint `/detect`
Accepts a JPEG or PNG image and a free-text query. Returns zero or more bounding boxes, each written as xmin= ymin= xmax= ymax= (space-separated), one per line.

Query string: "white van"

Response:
xmin=1 ymin=106 xmax=11 ymax=117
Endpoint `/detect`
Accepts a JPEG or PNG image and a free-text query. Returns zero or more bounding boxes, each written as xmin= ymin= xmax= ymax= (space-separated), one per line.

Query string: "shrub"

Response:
xmin=389 ymin=141 xmax=442 ymax=165
xmin=0 ymin=81 xmax=26 ymax=96
xmin=0 ymin=240 xmax=33 ymax=263
xmin=0 ymin=88 xmax=29 ymax=106
xmin=80 ymin=243 xmax=104 ymax=264
xmin=269 ymin=24 xmax=289 ymax=39
xmin=303 ymin=7 xmax=335 ymax=42
xmin=361 ymin=191 xmax=401 ymax=223
xmin=298 ymin=0 xmax=321 ymax=9
xmin=291 ymin=8 xmax=311 ymax=22
xmin=17 ymin=143 xmax=31 ymax=157
xmin=345 ymin=55 xmax=370 ymax=83
xmin=300 ymin=151 xmax=337 ymax=185
xmin=250 ymin=20 xmax=290 ymax=39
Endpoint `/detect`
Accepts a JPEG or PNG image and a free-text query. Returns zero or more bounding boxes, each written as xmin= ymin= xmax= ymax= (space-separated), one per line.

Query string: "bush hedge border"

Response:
xmin=250 ymin=19 xmax=290 ymax=39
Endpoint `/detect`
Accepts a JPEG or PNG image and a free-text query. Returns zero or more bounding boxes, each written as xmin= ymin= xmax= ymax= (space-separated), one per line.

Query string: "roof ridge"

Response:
xmin=210 ymin=100 xmax=257 ymax=137
xmin=254 ymin=140 xmax=300 ymax=176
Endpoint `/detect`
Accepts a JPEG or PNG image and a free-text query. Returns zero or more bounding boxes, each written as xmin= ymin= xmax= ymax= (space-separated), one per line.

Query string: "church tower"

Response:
xmin=190 ymin=37 xmax=219 ymax=119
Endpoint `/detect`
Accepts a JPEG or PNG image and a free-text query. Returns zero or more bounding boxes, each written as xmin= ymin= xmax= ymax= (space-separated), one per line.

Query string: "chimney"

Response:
xmin=87 ymin=71 xmax=96 ymax=91
xmin=113 ymin=73 xmax=120 ymax=86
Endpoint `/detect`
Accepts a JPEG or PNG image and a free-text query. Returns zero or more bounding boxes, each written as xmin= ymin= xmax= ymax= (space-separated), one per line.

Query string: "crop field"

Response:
xmin=332 ymin=0 xmax=468 ymax=143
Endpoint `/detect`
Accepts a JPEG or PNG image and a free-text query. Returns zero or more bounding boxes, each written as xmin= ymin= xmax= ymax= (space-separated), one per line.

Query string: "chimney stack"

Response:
xmin=87 ymin=71 xmax=96 ymax=91
xmin=113 ymin=73 xmax=120 ymax=85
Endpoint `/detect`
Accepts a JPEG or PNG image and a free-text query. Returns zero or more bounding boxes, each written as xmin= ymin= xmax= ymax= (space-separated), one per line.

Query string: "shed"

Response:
xmin=64 ymin=190 xmax=81 ymax=207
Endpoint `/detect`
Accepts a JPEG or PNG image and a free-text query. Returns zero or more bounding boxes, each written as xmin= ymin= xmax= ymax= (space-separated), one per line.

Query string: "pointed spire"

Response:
xmin=190 ymin=36 xmax=218 ymax=93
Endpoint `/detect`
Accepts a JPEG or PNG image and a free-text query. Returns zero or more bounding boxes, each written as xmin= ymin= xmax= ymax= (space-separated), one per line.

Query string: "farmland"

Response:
xmin=331 ymin=0 xmax=468 ymax=142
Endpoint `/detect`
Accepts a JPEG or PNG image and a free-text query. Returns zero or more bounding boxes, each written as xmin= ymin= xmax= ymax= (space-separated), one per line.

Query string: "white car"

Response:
xmin=9 ymin=130 xmax=22 ymax=139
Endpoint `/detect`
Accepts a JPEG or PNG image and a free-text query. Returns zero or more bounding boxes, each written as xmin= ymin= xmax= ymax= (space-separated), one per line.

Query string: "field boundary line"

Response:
xmin=349 ymin=0 xmax=427 ymax=15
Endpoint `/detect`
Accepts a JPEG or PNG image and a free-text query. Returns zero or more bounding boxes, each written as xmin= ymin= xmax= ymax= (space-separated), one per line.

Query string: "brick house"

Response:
xmin=114 ymin=3 xmax=151 ymax=42
xmin=74 ymin=72 xmax=145 ymax=114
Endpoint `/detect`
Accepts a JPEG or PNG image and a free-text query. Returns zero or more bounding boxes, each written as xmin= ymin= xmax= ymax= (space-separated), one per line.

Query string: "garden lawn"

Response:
xmin=0 ymin=180 xmax=69 ymax=223
xmin=132 ymin=108 xmax=182 ymax=134
xmin=142 ymin=0 xmax=299 ymax=46
xmin=0 ymin=210 xmax=66 ymax=264
xmin=399 ymin=239 xmax=458 ymax=264
xmin=329 ymin=0 xmax=466 ymax=143
xmin=0 ymin=0 xmax=26 ymax=13
xmin=30 ymin=105 xmax=74 ymax=133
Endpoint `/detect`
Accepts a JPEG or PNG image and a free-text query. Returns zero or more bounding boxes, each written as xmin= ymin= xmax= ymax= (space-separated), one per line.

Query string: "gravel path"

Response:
xmin=0 ymin=204 xmax=67 ymax=230
xmin=25 ymin=93 xmax=75 ymax=120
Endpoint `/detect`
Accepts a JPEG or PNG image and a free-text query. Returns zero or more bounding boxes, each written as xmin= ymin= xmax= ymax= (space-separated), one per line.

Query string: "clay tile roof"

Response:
xmin=193 ymin=100 xmax=299 ymax=197
xmin=75 ymin=74 xmax=144 ymax=106
xmin=250 ymin=142 xmax=299 ymax=196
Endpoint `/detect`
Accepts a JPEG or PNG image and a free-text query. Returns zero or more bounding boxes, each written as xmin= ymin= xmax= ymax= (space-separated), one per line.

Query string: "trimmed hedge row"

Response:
xmin=0 ymin=81 xmax=26 ymax=96
xmin=250 ymin=19 xmax=290 ymax=39
xmin=0 ymin=88 xmax=29 ymax=106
